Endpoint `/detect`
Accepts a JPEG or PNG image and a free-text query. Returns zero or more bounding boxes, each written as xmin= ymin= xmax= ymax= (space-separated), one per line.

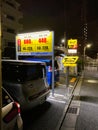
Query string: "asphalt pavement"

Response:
xmin=22 ymin=71 xmax=79 ymax=130
xmin=60 ymin=67 xmax=98 ymax=130
xmin=46 ymin=73 xmax=79 ymax=130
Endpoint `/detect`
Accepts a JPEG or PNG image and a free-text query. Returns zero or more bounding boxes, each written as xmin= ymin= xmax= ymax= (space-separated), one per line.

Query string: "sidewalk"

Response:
xmin=48 ymin=73 xmax=80 ymax=130
xmin=59 ymin=69 xmax=98 ymax=130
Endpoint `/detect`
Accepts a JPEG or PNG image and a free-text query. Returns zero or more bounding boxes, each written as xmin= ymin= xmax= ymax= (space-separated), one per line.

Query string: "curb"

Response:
xmin=55 ymin=76 xmax=80 ymax=130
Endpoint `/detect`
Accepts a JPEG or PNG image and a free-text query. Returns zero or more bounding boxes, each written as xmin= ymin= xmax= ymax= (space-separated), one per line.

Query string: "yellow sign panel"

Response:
xmin=68 ymin=39 xmax=78 ymax=50
xmin=68 ymin=39 xmax=77 ymax=45
xmin=62 ymin=56 xmax=79 ymax=67
xmin=16 ymin=31 xmax=53 ymax=53
xmin=63 ymin=63 xmax=77 ymax=67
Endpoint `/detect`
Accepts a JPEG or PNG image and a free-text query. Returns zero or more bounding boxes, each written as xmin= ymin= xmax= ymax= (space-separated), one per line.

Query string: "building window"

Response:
xmin=7 ymin=28 xmax=15 ymax=33
xmin=6 ymin=1 xmax=16 ymax=9
xmin=7 ymin=15 xmax=15 ymax=21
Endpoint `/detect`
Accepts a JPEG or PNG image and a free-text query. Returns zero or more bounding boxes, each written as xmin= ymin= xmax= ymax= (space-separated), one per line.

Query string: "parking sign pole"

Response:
xmin=66 ymin=66 xmax=70 ymax=97
xmin=66 ymin=66 xmax=69 ymax=88
xmin=51 ymin=32 xmax=54 ymax=96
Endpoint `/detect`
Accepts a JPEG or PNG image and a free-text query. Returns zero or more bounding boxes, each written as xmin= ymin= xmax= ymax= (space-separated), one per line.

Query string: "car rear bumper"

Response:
xmin=21 ymin=88 xmax=50 ymax=111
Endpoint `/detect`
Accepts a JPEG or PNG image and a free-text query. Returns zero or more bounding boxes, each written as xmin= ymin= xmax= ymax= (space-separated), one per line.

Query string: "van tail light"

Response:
xmin=3 ymin=102 xmax=21 ymax=123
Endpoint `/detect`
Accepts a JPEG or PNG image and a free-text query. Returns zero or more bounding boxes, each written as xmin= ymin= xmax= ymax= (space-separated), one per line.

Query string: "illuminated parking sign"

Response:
xmin=68 ymin=39 xmax=78 ymax=54
xmin=16 ymin=30 xmax=54 ymax=57
xmin=62 ymin=56 xmax=79 ymax=66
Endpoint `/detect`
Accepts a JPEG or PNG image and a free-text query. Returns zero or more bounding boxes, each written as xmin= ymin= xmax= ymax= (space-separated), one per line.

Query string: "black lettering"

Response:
xmin=27 ymin=47 xmax=32 ymax=50
xmin=37 ymin=46 xmax=41 ymax=50
xmin=42 ymin=46 xmax=48 ymax=50
xmin=23 ymin=47 xmax=26 ymax=50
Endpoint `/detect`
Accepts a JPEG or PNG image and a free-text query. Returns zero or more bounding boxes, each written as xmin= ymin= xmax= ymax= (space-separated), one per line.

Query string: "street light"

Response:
xmin=61 ymin=33 xmax=66 ymax=48
xmin=97 ymin=53 xmax=98 ymax=71
xmin=61 ymin=38 xmax=65 ymax=43
xmin=84 ymin=43 xmax=92 ymax=62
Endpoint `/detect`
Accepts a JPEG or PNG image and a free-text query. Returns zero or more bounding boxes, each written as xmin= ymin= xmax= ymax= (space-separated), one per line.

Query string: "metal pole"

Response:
xmin=66 ymin=66 xmax=69 ymax=88
xmin=97 ymin=53 xmax=98 ymax=71
xmin=66 ymin=38 xmax=70 ymax=97
xmin=84 ymin=46 xmax=86 ymax=61
xmin=52 ymin=31 xmax=54 ymax=96
xmin=83 ymin=46 xmax=86 ymax=69
xmin=0 ymin=1 xmax=2 ymax=129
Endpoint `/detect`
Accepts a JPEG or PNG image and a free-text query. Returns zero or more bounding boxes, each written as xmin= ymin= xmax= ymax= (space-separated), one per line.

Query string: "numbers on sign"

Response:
xmin=24 ymin=39 xmax=31 ymax=44
xmin=23 ymin=47 xmax=26 ymax=50
xmin=27 ymin=47 xmax=33 ymax=51
xmin=38 ymin=38 xmax=47 ymax=43
xmin=37 ymin=46 xmax=41 ymax=50
xmin=42 ymin=46 xmax=48 ymax=50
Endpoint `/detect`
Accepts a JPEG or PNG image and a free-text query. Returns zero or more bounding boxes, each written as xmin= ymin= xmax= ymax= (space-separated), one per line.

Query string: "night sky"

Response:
xmin=18 ymin=0 xmax=98 ymax=57
xmin=19 ymin=0 xmax=66 ymax=42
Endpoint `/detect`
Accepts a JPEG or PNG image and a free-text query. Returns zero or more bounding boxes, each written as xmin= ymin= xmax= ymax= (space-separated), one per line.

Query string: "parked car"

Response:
xmin=2 ymin=59 xmax=50 ymax=111
xmin=2 ymin=87 xmax=23 ymax=130
xmin=22 ymin=58 xmax=60 ymax=87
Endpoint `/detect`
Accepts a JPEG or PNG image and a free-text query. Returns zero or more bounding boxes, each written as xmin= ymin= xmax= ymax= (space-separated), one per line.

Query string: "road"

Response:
xmin=21 ymin=90 xmax=66 ymax=130
xmin=75 ymin=69 xmax=98 ymax=130
xmin=21 ymin=70 xmax=78 ymax=130
xmin=21 ymin=67 xmax=98 ymax=130
xmin=21 ymin=71 xmax=79 ymax=130
xmin=60 ymin=67 xmax=98 ymax=130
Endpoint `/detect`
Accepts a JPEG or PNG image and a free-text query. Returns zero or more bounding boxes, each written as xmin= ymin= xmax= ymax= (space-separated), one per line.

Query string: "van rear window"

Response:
xmin=2 ymin=62 xmax=45 ymax=83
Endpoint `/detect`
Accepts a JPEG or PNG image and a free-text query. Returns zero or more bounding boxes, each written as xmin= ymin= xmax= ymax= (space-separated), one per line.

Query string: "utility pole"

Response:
xmin=97 ymin=53 xmax=98 ymax=71
xmin=81 ymin=0 xmax=88 ymax=48
xmin=82 ymin=0 xmax=88 ymax=45
xmin=81 ymin=0 xmax=88 ymax=68
xmin=0 ymin=0 xmax=2 ymax=129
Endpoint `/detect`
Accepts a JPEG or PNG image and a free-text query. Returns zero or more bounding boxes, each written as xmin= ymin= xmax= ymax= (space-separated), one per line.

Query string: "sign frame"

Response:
xmin=16 ymin=30 xmax=54 ymax=59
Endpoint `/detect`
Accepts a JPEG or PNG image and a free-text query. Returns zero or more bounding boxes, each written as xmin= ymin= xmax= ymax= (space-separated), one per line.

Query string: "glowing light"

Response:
xmin=86 ymin=80 xmax=98 ymax=83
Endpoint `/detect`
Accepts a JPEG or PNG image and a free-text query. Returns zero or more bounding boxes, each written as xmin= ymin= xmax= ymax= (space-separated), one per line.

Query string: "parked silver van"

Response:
xmin=2 ymin=59 xmax=50 ymax=111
